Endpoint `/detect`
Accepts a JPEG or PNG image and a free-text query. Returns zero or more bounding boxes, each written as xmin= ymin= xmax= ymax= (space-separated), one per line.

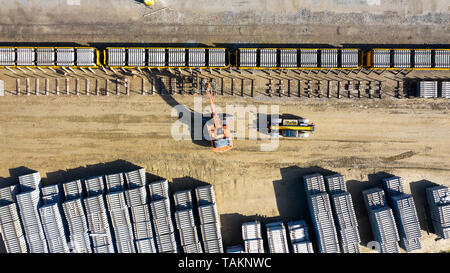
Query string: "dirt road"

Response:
xmin=0 ymin=94 xmax=449 ymax=252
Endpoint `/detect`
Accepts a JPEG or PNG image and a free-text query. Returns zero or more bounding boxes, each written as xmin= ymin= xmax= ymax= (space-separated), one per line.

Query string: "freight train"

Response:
xmin=0 ymin=45 xmax=449 ymax=70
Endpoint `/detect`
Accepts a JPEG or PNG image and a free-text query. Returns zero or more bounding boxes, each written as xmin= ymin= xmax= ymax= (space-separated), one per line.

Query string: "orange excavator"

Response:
xmin=203 ymin=82 xmax=233 ymax=152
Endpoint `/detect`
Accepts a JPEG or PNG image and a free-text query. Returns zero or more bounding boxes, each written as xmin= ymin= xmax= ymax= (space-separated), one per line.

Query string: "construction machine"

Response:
xmin=143 ymin=0 xmax=154 ymax=5
xmin=269 ymin=117 xmax=315 ymax=138
xmin=202 ymin=82 xmax=233 ymax=152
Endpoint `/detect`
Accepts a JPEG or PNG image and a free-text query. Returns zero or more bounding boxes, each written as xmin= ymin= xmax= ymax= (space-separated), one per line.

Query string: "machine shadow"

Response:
xmin=409 ymin=179 xmax=439 ymax=234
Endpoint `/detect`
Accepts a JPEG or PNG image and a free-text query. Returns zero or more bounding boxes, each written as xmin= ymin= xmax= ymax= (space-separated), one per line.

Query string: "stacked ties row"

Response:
xmin=362 ymin=187 xmax=400 ymax=253
xmin=61 ymin=180 xmax=92 ymax=253
xmin=105 ymin=173 xmax=135 ymax=253
xmin=242 ymin=221 xmax=265 ymax=253
xmin=39 ymin=184 xmax=70 ymax=253
xmin=16 ymin=173 xmax=48 ymax=253
xmin=287 ymin=220 xmax=314 ymax=253
xmin=303 ymin=174 xmax=340 ymax=253
xmin=324 ymin=174 xmax=361 ymax=253
xmin=426 ymin=185 xmax=450 ymax=240
xmin=228 ymin=219 xmax=314 ymax=253
xmin=382 ymin=176 xmax=422 ymax=252
xmin=83 ymin=176 xmax=115 ymax=253
xmin=266 ymin=222 xmax=290 ymax=253
xmin=173 ymin=190 xmax=203 ymax=253
xmin=148 ymin=180 xmax=178 ymax=253
xmin=196 ymin=185 xmax=223 ymax=253
xmin=125 ymin=169 xmax=157 ymax=253
xmin=0 ymin=185 xmax=27 ymax=253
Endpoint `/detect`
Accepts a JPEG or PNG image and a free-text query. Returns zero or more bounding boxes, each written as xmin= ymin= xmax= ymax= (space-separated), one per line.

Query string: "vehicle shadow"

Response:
xmin=142 ymin=71 xmax=211 ymax=148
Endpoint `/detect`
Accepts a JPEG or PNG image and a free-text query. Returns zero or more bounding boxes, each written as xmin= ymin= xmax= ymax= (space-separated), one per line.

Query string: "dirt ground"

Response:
xmin=0 ymin=94 xmax=449 ymax=253
xmin=0 ymin=0 xmax=448 ymax=44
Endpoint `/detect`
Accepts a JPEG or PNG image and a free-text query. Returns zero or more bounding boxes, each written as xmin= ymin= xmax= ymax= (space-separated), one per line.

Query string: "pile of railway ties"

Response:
xmin=0 ymin=169 xmax=448 ymax=253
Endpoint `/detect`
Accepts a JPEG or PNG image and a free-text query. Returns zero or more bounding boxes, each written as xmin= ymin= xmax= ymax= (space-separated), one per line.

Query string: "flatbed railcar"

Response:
xmin=236 ymin=48 xmax=362 ymax=70
xmin=104 ymin=47 xmax=230 ymax=69
xmin=367 ymin=48 xmax=450 ymax=70
xmin=1 ymin=45 xmax=449 ymax=70
xmin=0 ymin=46 xmax=100 ymax=68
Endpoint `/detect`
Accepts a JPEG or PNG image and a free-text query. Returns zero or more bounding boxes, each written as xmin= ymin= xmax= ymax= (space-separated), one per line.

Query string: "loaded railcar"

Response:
xmin=0 ymin=46 xmax=100 ymax=68
xmin=104 ymin=47 xmax=229 ymax=69
xmin=366 ymin=48 xmax=450 ymax=70
xmin=236 ymin=48 xmax=361 ymax=69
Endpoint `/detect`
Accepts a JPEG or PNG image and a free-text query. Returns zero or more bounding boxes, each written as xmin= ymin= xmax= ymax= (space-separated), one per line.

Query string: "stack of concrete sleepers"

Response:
xmin=148 ymin=179 xmax=178 ymax=253
xmin=208 ymin=48 xmax=226 ymax=67
xmin=434 ymin=50 xmax=450 ymax=68
xmin=362 ymin=187 xmax=400 ymax=253
xmin=124 ymin=169 xmax=146 ymax=189
xmin=393 ymin=49 xmax=411 ymax=68
xmin=61 ymin=179 xmax=91 ymax=253
xmin=0 ymin=202 xmax=27 ymax=253
xmin=0 ymin=185 xmax=27 ymax=253
xmin=242 ymin=220 xmax=265 ymax=253
xmin=56 ymin=48 xmax=75 ymax=66
xmin=325 ymin=174 xmax=361 ymax=253
xmin=41 ymin=184 xmax=63 ymax=205
xmin=16 ymin=48 xmax=35 ymax=66
xmin=239 ymin=49 xmax=257 ymax=67
xmin=173 ymin=190 xmax=202 ymax=253
xmin=61 ymin=180 xmax=84 ymax=201
xmin=265 ymin=221 xmax=289 ymax=253
xmin=320 ymin=49 xmax=338 ymax=68
xmin=83 ymin=176 xmax=115 ymax=253
xmin=341 ymin=49 xmax=359 ymax=68
xmin=440 ymin=81 xmax=450 ymax=98
xmin=280 ymin=49 xmax=297 ymax=68
xmin=148 ymin=48 xmax=166 ymax=67
xmin=105 ymin=173 xmax=125 ymax=193
xmin=196 ymin=185 xmax=223 ymax=253
xmin=417 ymin=81 xmax=438 ymax=98
xmin=426 ymin=185 xmax=450 ymax=239
xmin=259 ymin=49 xmax=277 ymax=68
xmin=287 ymin=220 xmax=314 ymax=253
xmin=36 ymin=48 xmax=55 ymax=66
xmin=39 ymin=184 xmax=70 ymax=253
xmin=16 ymin=172 xmax=48 ymax=253
xmin=188 ymin=48 xmax=206 ymax=67
xmin=84 ymin=176 xmax=106 ymax=197
xmin=303 ymin=174 xmax=339 ymax=253
xmin=372 ymin=49 xmax=391 ymax=68
xmin=107 ymin=48 xmax=126 ymax=67
xmin=61 ymin=198 xmax=92 ymax=253
xmin=39 ymin=202 xmax=70 ymax=253
xmin=382 ymin=176 xmax=422 ymax=252
xmin=168 ymin=48 xmax=186 ymax=67
xmin=75 ymin=48 xmax=96 ymax=67
xmin=127 ymin=48 xmax=146 ymax=67
xmin=124 ymin=169 xmax=157 ymax=253
xmin=125 ymin=186 xmax=157 ymax=253
xmin=0 ymin=48 xmax=15 ymax=66
xmin=299 ymin=49 xmax=318 ymax=67
xmin=413 ymin=50 xmax=432 ymax=68
xmin=106 ymin=190 xmax=135 ymax=253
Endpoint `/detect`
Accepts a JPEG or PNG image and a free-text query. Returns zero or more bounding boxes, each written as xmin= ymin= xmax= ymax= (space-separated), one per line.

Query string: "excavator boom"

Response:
xmin=204 ymin=82 xmax=233 ymax=152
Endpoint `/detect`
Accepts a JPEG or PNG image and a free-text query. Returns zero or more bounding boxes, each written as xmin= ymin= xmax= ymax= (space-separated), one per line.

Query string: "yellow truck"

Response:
xmin=144 ymin=0 xmax=154 ymax=5
xmin=269 ymin=117 xmax=315 ymax=138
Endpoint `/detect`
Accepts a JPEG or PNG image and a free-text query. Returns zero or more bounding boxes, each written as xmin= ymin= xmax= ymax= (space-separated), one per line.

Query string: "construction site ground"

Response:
xmin=0 ymin=82 xmax=449 ymax=252
xmin=0 ymin=0 xmax=449 ymax=253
